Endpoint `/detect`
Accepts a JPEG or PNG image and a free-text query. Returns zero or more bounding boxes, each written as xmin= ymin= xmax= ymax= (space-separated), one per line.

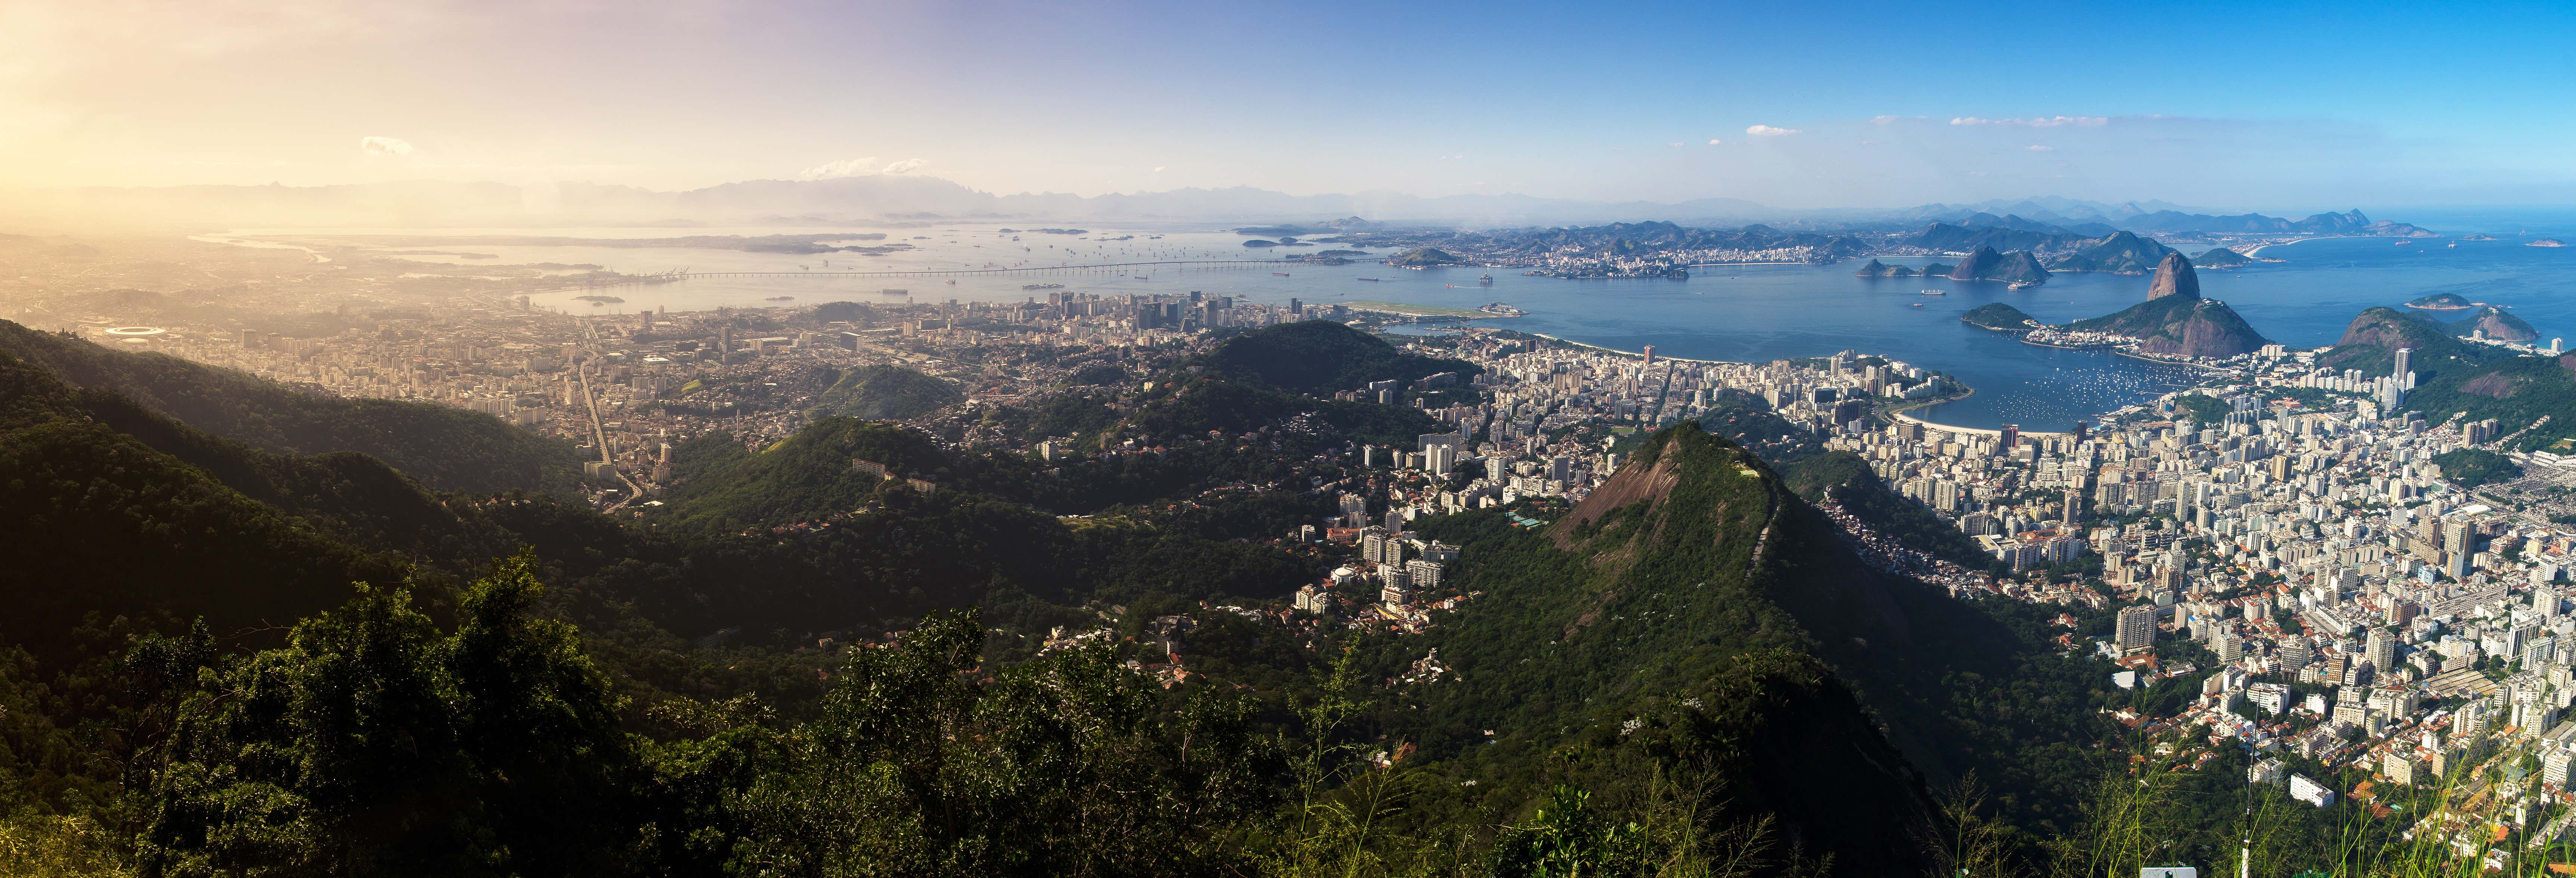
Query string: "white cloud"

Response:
xmin=801 ymin=157 xmax=878 ymax=179
xmin=1152 ymin=166 xmax=1165 ymax=172
xmin=358 ymin=135 xmax=413 ymax=157
xmin=2024 ymin=145 xmax=2055 ymax=151
xmin=1871 ymin=115 xmax=1899 ymax=125
xmin=1666 ymin=141 xmax=1683 ymax=147
xmin=800 ymin=156 xmax=928 ymax=179
xmin=1745 ymin=125 xmax=1799 ymax=137
xmin=1950 ymin=116 xmax=2108 ymax=127
xmin=1707 ymin=139 xmax=1723 ymax=145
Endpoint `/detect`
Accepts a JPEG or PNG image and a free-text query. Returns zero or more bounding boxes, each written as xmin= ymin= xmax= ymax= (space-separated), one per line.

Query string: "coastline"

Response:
xmin=2241 ymin=235 xmax=2377 ymax=257
xmin=1343 ymin=300 xmax=1514 ymax=319
xmin=2110 ymin=348 xmax=2231 ymax=373
xmin=1526 ymin=333 xmax=1729 ymax=366
xmin=2020 ymin=338 xmax=2120 ymax=351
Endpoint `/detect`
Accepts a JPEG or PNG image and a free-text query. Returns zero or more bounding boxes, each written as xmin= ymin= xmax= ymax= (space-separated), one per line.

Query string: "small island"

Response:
xmin=573 ymin=295 xmax=625 ymax=303
xmin=1386 ymin=247 xmax=1468 ymax=267
xmin=1947 ymin=246 xmax=2048 ymax=286
xmin=1961 ymin=302 xmax=2039 ymax=331
xmin=1241 ymin=239 xmax=1279 ymax=248
xmin=1851 ymin=259 xmax=1952 ymax=277
xmin=2532 ymin=238 xmax=2567 ymax=248
xmin=2460 ymin=234 xmax=2499 ymax=241
xmin=2406 ymin=292 xmax=2477 ymax=310
xmin=2193 ymin=247 xmax=2252 ymax=269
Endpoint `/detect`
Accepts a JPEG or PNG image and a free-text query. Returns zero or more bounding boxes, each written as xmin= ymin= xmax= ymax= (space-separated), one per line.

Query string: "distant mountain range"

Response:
xmin=0 ymin=173 xmax=2438 ymax=238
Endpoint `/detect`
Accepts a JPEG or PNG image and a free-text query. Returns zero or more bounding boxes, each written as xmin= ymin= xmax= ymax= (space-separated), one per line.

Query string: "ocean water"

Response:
xmin=218 ymin=216 xmax=2575 ymax=432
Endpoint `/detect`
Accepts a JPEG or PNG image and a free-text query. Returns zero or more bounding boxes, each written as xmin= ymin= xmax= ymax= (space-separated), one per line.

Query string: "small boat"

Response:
xmin=946 ymin=279 xmax=957 ymax=284
xmin=1920 ymin=289 xmax=1946 ymax=296
xmin=1446 ymin=284 xmax=1458 ymax=288
xmin=1357 ymin=278 xmax=1380 ymax=282
xmin=1910 ymin=302 xmax=1926 ymax=308
xmin=1273 ymin=272 xmax=1291 ymax=276
xmin=1478 ymin=272 xmax=1494 ymax=285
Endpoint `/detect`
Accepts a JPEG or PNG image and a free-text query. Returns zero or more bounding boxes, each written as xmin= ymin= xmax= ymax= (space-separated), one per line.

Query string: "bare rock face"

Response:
xmin=2146 ymin=252 xmax=2200 ymax=300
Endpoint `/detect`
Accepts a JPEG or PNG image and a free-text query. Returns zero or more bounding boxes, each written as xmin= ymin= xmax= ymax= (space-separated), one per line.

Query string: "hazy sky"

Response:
xmin=7 ymin=0 xmax=2573 ymax=211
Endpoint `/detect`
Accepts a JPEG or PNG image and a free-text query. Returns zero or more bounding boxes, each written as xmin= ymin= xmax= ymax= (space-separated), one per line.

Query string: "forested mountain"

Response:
xmin=1946 ymin=247 xmax=2049 ymax=285
xmin=0 ymin=321 xmax=584 ymax=497
xmin=1908 ymin=223 xmax=2177 ymax=275
xmin=1195 ymin=320 xmax=1478 ymax=393
xmin=0 ymin=320 xmax=2154 ymax=877
xmin=806 ymin=363 xmax=965 ymax=419
xmin=2068 ymin=292 xmax=2269 ymax=358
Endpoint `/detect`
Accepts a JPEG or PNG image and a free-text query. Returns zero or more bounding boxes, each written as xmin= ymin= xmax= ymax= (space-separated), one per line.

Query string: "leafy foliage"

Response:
xmin=136 ymin=554 xmax=635 ymax=877
xmin=2432 ymin=448 xmax=2521 ymax=488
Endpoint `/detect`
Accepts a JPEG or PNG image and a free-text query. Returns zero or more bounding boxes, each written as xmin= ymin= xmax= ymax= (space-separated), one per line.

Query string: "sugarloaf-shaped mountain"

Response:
xmin=2145 ymin=251 xmax=2200 ymax=299
xmin=1947 ymin=246 xmax=2048 ymax=285
xmin=2067 ymin=281 xmax=2268 ymax=358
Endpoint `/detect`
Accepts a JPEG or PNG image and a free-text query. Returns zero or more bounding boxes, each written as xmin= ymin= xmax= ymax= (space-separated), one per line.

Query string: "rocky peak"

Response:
xmin=2146 ymin=251 xmax=2200 ymax=300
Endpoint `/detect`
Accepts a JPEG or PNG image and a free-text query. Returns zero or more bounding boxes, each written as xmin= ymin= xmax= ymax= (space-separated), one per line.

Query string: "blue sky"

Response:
xmin=8 ymin=0 xmax=2572 ymax=210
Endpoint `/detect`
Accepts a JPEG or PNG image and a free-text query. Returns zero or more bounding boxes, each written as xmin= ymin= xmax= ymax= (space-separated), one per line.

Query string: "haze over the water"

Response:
xmin=8 ymin=0 xmax=2575 ymax=223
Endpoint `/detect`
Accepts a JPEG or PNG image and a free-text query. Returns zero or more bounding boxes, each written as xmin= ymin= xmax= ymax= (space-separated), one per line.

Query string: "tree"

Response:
xmin=136 ymin=551 xmax=636 ymax=878
xmin=721 ymin=608 xmax=1279 ymax=877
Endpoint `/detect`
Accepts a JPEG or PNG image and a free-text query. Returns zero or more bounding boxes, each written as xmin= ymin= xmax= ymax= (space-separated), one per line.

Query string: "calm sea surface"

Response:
xmin=225 ymin=212 xmax=2576 ymax=432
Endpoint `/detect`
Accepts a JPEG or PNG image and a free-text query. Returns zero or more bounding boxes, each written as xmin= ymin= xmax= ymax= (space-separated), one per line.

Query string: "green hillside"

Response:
xmin=809 ymin=364 xmax=965 ymax=420
xmin=2447 ymin=306 xmax=2540 ymax=342
xmin=1390 ymin=424 xmax=2112 ymax=873
xmin=2317 ymin=307 xmax=2576 ymax=451
xmin=1387 ymin=246 xmax=1466 ymax=266
xmin=1962 ymin=302 xmax=2039 ymax=331
xmin=2068 ymin=294 xmax=2269 ymax=358
xmin=2318 ymin=306 xmax=2475 ymax=374
xmin=1193 ymin=320 xmax=1478 ymax=392
xmin=1948 ymin=246 xmax=2048 ymax=285
xmin=0 ymin=320 xmax=584 ymax=497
